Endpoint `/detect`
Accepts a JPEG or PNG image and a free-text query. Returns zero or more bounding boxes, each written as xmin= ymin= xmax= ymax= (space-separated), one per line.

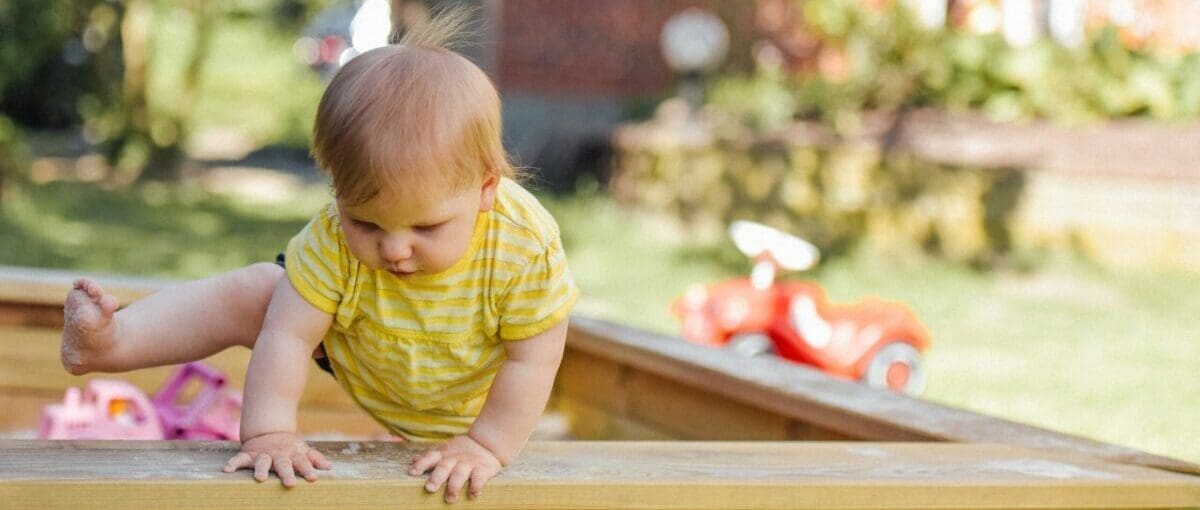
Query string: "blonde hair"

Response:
xmin=312 ymin=7 xmax=515 ymax=205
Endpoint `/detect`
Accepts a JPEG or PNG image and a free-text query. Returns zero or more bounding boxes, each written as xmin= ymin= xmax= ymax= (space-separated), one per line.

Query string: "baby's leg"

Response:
xmin=61 ymin=262 xmax=284 ymax=374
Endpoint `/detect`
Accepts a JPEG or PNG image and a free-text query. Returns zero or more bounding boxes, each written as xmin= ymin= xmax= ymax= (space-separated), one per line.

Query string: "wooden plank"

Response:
xmin=0 ymin=265 xmax=170 ymax=329
xmin=0 ymin=302 xmax=63 ymax=329
xmin=557 ymin=349 xmax=853 ymax=441
xmin=0 ymin=265 xmax=165 ymax=308
xmin=556 ymin=350 xmax=631 ymax=413
xmin=554 ymin=394 xmax=675 ymax=440
xmin=872 ymin=109 xmax=1200 ymax=181
xmin=566 ymin=316 xmax=1200 ymax=476
xmin=1 ymin=440 xmax=1197 ymax=509
xmin=625 ymin=370 xmax=794 ymax=440
xmin=0 ymin=393 xmax=389 ymax=438
xmin=789 ymin=419 xmax=857 ymax=441
xmin=0 ymin=326 xmax=361 ymax=409
xmin=2 ymin=266 xmax=1195 ymax=476
xmin=615 ymin=109 xmax=1200 ymax=182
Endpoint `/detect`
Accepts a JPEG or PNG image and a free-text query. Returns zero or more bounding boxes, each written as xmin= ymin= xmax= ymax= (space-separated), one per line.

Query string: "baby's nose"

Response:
xmin=379 ymin=236 xmax=412 ymax=262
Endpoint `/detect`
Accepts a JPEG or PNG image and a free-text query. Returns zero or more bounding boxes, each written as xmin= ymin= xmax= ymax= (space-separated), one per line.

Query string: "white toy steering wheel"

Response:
xmin=729 ymin=221 xmax=820 ymax=271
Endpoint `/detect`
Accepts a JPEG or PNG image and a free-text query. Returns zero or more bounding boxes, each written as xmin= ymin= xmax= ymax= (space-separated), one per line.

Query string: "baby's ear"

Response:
xmin=478 ymin=174 xmax=499 ymax=212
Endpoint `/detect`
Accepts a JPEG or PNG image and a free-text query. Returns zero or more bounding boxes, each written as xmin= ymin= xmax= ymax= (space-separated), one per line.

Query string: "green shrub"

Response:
xmin=615 ymin=1 xmax=1199 ymax=265
xmin=611 ymin=118 xmax=1023 ymax=265
xmin=709 ymin=1 xmax=1200 ymax=128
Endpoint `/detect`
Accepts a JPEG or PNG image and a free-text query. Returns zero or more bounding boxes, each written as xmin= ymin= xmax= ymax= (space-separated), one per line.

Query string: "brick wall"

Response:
xmin=496 ymin=0 xmax=757 ymax=96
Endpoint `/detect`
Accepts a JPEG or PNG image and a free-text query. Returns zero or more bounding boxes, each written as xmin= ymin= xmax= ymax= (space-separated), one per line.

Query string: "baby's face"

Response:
xmin=336 ymin=177 xmax=498 ymax=277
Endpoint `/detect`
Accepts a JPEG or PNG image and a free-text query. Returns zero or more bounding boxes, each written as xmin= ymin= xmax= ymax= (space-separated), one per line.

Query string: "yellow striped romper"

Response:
xmin=283 ymin=178 xmax=579 ymax=441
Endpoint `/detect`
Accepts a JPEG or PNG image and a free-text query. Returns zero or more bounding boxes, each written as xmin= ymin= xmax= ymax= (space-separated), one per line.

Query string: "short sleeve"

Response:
xmin=497 ymin=233 xmax=580 ymax=341
xmin=284 ymin=205 xmax=348 ymax=315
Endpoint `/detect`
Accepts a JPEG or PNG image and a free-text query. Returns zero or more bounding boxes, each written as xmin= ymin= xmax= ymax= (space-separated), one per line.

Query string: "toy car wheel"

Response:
xmin=726 ymin=333 xmax=776 ymax=357
xmin=863 ymin=342 xmax=925 ymax=395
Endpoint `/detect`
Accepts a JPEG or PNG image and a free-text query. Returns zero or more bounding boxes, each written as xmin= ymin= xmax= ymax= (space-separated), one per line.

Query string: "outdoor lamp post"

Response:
xmin=660 ymin=8 xmax=730 ymax=113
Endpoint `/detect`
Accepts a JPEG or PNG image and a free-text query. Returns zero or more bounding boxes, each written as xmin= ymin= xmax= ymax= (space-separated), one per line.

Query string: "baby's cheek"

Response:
xmin=344 ymin=239 xmax=377 ymax=267
xmin=429 ymin=246 xmax=461 ymax=272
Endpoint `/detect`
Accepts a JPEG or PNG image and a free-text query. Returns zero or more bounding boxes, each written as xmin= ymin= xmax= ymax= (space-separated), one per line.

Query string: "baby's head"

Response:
xmin=312 ymin=11 xmax=513 ymax=276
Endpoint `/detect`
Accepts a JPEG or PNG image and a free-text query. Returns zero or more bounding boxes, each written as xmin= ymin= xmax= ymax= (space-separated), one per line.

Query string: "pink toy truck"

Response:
xmin=38 ymin=379 xmax=164 ymax=440
xmin=152 ymin=362 xmax=242 ymax=440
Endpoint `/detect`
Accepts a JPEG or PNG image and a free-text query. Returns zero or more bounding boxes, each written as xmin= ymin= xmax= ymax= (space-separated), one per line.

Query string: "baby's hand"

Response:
xmin=222 ymin=431 xmax=332 ymax=487
xmin=409 ymin=435 xmax=503 ymax=503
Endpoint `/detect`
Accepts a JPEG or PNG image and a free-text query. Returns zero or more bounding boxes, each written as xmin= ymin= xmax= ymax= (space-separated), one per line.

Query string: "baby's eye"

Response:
xmin=354 ymin=220 xmax=380 ymax=231
xmin=414 ymin=223 xmax=443 ymax=233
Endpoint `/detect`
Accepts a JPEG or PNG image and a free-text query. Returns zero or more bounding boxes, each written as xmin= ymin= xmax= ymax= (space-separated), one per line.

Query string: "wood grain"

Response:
xmin=554 ymin=394 xmax=674 ymax=440
xmin=0 ymin=393 xmax=388 ymax=438
xmin=0 ymin=440 xmax=1197 ymax=509
xmin=2 ymin=265 xmax=1196 ymax=477
xmin=0 ymin=325 xmax=364 ymax=409
xmin=565 ymin=316 xmax=1200 ymax=476
xmin=0 ymin=265 xmax=164 ymax=309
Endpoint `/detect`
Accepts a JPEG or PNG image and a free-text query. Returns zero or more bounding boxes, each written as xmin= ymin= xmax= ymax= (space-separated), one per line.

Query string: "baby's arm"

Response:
xmin=410 ymin=317 xmax=569 ymax=502
xmin=222 ymin=277 xmax=334 ymax=487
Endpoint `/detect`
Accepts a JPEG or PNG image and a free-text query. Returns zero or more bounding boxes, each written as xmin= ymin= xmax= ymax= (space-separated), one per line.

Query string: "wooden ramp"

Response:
xmin=1 ymin=440 xmax=1198 ymax=509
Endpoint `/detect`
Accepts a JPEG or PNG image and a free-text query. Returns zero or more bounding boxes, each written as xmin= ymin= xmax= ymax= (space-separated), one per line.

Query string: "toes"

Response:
xmin=64 ymin=279 xmax=118 ymax=325
xmin=65 ymin=284 xmax=91 ymax=305
xmin=98 ymin=294 xmax=119 ymax=316
xmin=74 ymin=278 xmax=98 ymax=297
xmin=60 ymin=278 xmax=118 ymax=376
xmin=74 ymin=278 xmax=112 ymax=304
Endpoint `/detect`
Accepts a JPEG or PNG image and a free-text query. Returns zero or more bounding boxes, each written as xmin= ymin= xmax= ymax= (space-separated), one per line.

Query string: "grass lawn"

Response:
xmin=1 ymin=179 xmax=1196 ymax=464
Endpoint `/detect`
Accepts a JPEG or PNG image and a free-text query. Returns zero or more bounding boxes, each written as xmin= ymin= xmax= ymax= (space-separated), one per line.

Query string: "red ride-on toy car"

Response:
xmin=672 ymin=221 xmax=931 ymax=394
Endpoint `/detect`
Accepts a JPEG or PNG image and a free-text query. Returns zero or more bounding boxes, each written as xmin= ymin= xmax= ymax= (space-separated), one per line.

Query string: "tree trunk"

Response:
xmin=107 ymin=0 xmax=216 ymax=183
xmin=136 ymin=0 xmax=215 ymax=182
xmin=106 ymin=0 xmax=155 ymax=182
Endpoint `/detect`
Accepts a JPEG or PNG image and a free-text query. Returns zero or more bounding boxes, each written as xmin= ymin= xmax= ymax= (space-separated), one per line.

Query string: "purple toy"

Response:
xmin=152 ymin=362 xmax=242 ymax=440
xmin=40 ymin=362 xmax=242 ymax=441
xmin=38 ymin=379 xmax=164 ymax=440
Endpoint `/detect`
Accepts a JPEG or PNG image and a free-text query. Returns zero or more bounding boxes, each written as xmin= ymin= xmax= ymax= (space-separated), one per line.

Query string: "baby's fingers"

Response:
xmin=409 ymin=450 xmax=442 ymax=476
xmin=292 ymin=452 xmax=319 ymax=482
xmin=307 ymin=447 xmax=332 ymax=470
xmin=444 ymin=464 xmax=473 ymax=503
xmin=254 ymin=454 xmax=273 ymax=483
xmin=468 ymin=464 xmax=499 ymax=499
xmin=223 ymin=452 xmax=254 ymax=473
xmin=426 ymin=459 xmax=457 ymax=494
xmin=274 ymin=457 xmax=298 ymax=488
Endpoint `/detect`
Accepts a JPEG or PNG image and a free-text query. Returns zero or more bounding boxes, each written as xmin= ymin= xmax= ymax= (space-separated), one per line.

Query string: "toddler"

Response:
xmin=59 ymin=10 xmax=577 ymax=503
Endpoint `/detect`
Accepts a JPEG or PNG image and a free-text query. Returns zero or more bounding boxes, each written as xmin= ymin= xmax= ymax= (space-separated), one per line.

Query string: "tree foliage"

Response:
xmin=709 ymin=0 xmax=1200 ymax=131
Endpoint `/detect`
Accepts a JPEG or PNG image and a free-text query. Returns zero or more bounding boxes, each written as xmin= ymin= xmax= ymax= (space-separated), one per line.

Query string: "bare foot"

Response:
xmin=61 ymin=278 xmax=121 ymax=375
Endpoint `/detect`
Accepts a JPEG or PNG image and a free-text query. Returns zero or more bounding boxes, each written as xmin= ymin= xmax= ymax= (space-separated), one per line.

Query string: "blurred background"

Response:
xmin=0 ymin=0 xmax=1196 ymax=461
